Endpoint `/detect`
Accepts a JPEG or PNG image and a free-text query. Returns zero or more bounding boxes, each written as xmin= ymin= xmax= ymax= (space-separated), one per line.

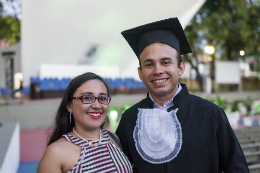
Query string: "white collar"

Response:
xmin=149 ymin=83 xmax=182 ymax=111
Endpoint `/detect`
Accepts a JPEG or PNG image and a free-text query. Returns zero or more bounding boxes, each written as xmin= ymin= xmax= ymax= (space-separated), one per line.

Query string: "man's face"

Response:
xmin=138 ymin=43 xmax=185 ymax=99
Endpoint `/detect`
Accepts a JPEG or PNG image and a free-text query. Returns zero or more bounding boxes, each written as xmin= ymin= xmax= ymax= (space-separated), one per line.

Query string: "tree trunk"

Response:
xmin=183 ymin=54 xmax=203 ymax=90
xmin=226 ymin=46 xmax=232 ymax=60
xmin=210 ymin=54 xmax=215 ymax=79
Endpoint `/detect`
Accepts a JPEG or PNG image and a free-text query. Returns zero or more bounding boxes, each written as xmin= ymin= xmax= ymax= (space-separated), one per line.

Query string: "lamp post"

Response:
xmin=204 ymin=46 xmax=215 ymax=93
xmin=239 ymin=50 xmax=245 ymax=92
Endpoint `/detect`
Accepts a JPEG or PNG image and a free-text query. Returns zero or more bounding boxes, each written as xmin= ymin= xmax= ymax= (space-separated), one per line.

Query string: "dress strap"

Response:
xmin=107 ymin=131 xmax=123 ymax=151
xmin=62 ymin=133 xmax=90 ymax=147
xmin=63 ymin=129 xmax=110 ymax=147
xmin=62 ymin=133 xmax=72 ymax=142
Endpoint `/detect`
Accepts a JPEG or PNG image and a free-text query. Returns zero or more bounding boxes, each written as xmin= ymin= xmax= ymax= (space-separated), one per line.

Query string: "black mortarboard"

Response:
xmin=121 ymin=17 xmax=192 ymax=58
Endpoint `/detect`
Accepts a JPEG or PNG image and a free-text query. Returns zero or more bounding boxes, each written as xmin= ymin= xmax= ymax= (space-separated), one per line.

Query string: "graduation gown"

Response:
xmin=116 ymin=84 xmax=249 ymax=173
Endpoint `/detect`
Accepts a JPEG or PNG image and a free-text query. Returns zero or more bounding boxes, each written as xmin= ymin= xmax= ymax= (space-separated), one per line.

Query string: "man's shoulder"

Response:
xmin=118 ymin=98 xmax=147 ymax=126
xmin=123 ymin=98 xmax=147 ymax=115
xmin=188 ymin=94 xmax=221 ymax=110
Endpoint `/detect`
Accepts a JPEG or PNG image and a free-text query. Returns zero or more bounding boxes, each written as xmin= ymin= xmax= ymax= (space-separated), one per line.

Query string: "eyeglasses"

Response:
xmin=73 ymin=95 xmax=111 ymax=105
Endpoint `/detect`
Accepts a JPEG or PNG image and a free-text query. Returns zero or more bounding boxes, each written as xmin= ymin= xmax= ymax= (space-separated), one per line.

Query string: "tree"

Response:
xmin=0 ymin=0 xmax=21 ymax=45
xmin=184 ymin=0 xmax=260 ymax=90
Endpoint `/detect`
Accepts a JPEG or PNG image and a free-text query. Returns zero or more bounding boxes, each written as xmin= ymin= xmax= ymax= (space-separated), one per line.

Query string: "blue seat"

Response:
xmin=0 ymin=87 xmax=13 ymax=96
xmin=104 ymin=78 xmax=113 ymax=88
xmin=53 ymin=79 xmax=61 ymax=90
xmin=61 ymin=78 xmax=72 ymax=89
xmin=114 ymin=78 xmax=127 ymax=88
xmin=23 ymin=87 xmax=30 ymax=95
xmin=252 ymin=121 xmax=260 ymax=126
xmin=237 ymin=119 xmax=244 ymax=125
xmin=0 ymin=87 xmax=6 ymax=95
xmin=40 ymin=80 xmax=54 ymax=91
xmin=60 ymin=80 xmax=69 ymax=90
xmin=30 ymin=77 xmax=41 ymax=84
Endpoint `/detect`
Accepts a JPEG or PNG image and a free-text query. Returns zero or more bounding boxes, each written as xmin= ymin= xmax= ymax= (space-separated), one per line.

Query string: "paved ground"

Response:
xmin=1 ymin=90 xmax=258 ymax=173
xmin=17 ymin=161 xmax=39 ymax=173
xmin=20 ymin=128 xmax=49 ymax=162
xmin=1 ymin=90 xmax=260 ymax=130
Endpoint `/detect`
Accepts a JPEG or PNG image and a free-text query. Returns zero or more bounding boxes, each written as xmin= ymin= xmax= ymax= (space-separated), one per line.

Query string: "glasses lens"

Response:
xmin=99 ymin=95 xmax=110 ymax=104
xmin=82 ymin=95 xmax=95 ymax=103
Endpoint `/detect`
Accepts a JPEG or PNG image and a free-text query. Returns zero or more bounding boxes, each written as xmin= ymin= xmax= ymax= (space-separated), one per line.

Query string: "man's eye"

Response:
xmin=145 ymin=63 xmax=152 ymax=67
xmin=163 ymin=61 xmax=170 ymax=65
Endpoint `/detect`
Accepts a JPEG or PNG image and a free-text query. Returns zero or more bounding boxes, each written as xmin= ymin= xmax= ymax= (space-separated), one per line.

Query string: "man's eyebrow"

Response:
xmin=143 ymin=59 xmax=152 ymax=63
xmin=161 ymin=57 xmax=172 ymax=61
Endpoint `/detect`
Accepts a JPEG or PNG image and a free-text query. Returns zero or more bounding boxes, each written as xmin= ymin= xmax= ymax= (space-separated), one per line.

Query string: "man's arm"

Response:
xmin=217 ymin=108 xmax=249 ymax=173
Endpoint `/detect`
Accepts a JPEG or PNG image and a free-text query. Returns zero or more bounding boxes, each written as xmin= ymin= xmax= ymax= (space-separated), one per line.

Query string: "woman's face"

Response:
xmin=67 ymin=79 xmax=109 ymax=131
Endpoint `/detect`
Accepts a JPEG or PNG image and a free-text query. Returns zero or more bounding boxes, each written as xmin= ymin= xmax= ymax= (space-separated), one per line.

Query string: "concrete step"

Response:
xmin=249 ymin=163 xmax=260 ymax=173
xmin=244 ymin=151 xmax=260 ymax=164
xmin=241 ymin=143 xmax=260 ymax=153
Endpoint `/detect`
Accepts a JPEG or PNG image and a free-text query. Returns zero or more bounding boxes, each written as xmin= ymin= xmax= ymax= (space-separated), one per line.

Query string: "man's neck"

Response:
xmin=149 ymin=84 xmax=179 ymax=107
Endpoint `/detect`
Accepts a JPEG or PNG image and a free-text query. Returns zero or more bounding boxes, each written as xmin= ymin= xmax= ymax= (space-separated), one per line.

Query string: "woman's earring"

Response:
xmin=70 ymin=112 xmax=72 ymax=123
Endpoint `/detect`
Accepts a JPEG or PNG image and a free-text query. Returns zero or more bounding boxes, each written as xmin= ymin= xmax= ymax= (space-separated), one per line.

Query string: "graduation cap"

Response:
xmin=121 ymin=17 xmax=192 ymax=59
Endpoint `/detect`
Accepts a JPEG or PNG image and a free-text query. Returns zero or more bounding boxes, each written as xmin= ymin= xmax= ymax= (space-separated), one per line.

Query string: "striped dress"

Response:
xmin=63 ymin=129 xmax=133 ymax=173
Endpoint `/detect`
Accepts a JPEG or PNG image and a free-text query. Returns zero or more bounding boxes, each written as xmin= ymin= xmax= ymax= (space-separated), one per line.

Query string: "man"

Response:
xmin=116 ymin=18 xmax=249 ymax=173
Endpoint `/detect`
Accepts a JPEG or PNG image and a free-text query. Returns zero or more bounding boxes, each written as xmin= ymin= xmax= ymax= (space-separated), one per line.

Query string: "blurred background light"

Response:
xmin=240 ymin=50 xmax=245 ymax=56
xmin=208 ymin=56 xmax=213 ymax=61
xmin=204 ymin=46 xmax=215 ymax=54
xmin=123 ymin=104 xmax=131 ymax=111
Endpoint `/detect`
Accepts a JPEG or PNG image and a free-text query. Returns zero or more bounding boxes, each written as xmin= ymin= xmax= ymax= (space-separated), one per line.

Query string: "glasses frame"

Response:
xmin=73 ymin=95 xmax=111 ymax=105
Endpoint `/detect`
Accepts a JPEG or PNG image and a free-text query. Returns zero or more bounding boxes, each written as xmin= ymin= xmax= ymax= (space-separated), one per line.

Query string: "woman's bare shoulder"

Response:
xmin=37 ymin=137 xmax=80 ymax=173
xmin=45 ymin=138 xmax=67 ymax=152
xmin=42 ymin=138 xmax=70 ymax=161
xmin=37 ymin=139 xmax=68 ymax=173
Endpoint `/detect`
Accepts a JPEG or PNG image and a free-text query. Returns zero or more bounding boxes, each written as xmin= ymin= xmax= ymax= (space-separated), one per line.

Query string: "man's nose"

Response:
xmin=153 ymin=64 xmax=163 ymax=74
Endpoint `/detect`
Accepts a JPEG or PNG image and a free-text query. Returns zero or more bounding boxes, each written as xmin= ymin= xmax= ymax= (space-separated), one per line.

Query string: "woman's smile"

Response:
xmin=88 ymin=112 xmax=102 ymax=119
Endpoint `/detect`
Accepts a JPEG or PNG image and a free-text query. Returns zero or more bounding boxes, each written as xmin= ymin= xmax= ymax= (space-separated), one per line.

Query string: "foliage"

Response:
xmin=209 ymin=96 xmax=256 ymax=116
xmin=186 ymin=0 xmax=260 ymax=60
xmin=0 ymin=2 xmax=3 ymax=14
xmin=184 ymin=0 xmax=260 ymax=89
xmin=209 ymin=96 xmax=229 ymax=112
xmin=0 ymin=0 xmax=21 ymax=45
xmin=241 ymin=96 xmax=253 ymax=113
xmin=230 ymin=99 xmax=242 ymax=112
xmin=0 ymin=15 xmax=20 ymax=44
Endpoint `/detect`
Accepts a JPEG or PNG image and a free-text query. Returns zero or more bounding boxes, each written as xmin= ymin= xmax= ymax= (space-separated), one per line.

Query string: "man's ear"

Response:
xmin=178 ymin=62 xmax=185 ymax=76
xmin=138 ymin=67 xmax=143 ymax=81
xmin=66 ymin=102 xmax=72 ymax=113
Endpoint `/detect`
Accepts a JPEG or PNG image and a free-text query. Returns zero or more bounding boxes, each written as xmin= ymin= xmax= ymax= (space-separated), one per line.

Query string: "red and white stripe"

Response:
xmin=63 ymin=129 xmax=132 ymax=173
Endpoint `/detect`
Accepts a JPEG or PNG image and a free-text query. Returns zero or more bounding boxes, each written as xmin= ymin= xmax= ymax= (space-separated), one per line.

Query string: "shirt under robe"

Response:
xmin=116 ymin=83 xmax=249 ymax=173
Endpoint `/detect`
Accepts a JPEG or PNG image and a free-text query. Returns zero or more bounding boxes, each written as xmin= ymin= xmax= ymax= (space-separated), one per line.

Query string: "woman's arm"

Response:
xmin=37 ymin=143 xmax=63 ymax=173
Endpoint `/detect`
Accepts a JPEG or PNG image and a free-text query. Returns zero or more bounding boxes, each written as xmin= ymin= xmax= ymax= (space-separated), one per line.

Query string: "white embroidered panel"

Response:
xmin=133 ymin=108 xmax=182 ymax=164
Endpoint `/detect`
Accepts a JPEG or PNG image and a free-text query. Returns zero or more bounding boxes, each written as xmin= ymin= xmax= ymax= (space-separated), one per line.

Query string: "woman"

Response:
xmin=37 ymin=72 xmax=132 ymax=173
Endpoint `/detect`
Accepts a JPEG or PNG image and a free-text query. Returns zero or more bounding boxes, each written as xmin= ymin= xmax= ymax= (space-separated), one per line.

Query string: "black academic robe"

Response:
xmin=116 ymin=84 xmax=249 ymax=173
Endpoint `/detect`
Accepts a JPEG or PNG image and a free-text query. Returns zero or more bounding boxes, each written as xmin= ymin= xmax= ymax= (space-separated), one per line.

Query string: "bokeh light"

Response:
xmin=240 ymin=50 xmax=245 ymax=56
xmin=204 ymin=46 xmax=215 ymax=54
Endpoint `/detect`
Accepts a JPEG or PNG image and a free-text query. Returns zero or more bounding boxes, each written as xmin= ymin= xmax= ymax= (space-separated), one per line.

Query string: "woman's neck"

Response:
xmin=73 ymin=126 xmax=101 ymax=140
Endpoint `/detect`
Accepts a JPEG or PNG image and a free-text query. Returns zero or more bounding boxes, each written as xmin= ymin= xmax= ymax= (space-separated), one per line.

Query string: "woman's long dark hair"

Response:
xmin=47 ymin=72 xmax=110 ymax=146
